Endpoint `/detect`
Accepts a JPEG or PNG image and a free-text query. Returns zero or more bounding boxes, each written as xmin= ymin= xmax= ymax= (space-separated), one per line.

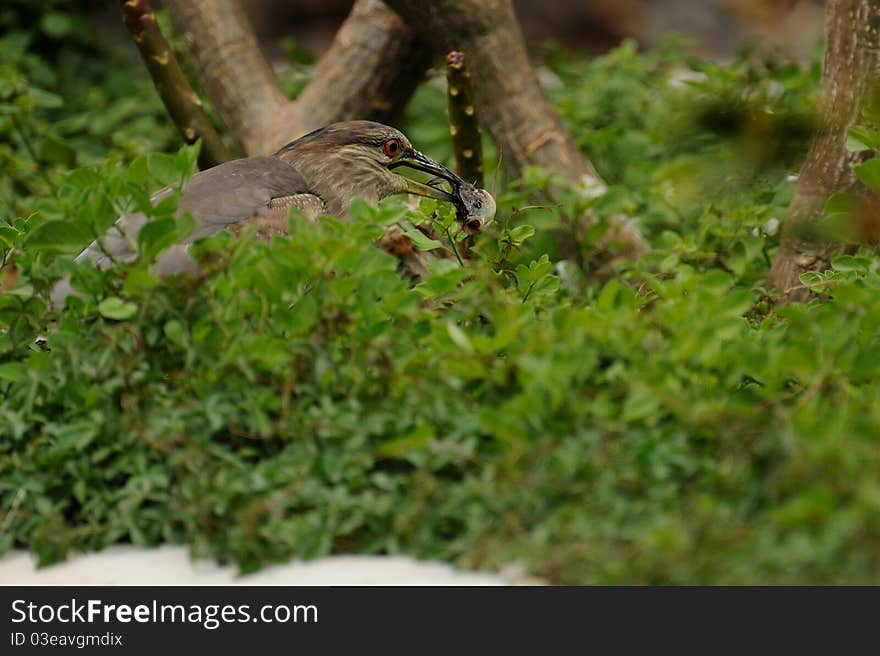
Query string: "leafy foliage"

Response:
xmin=2 ymin=13 xmax=880 ymax=584
xmin=0 ymin=1 xmax=177 ymax=220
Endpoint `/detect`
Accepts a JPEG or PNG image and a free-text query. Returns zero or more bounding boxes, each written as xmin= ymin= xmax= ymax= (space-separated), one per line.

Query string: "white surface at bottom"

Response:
xmin=0 ymin=546 xmax=509 ymax=586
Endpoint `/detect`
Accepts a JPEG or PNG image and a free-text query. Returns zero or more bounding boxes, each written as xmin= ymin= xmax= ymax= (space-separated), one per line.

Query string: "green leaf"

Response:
xmin=377 ymin=200 xmax=409 ymax=225
xmin=446 ymin=322 xmax=473 ymax=353
xmin=622 ymin=388 xmax=659 ymax=422
xmin=726 ymin=240 xmax=749 ymax=276
xmin=853 ymin=159 xmax=880 ymax=192
xmin=27 ymin=87 xmax=63 ymax=109
xmin=593 ymin=186 xmax=635 ymax=216
xmin=25 ymin=220 xmax=89 ymax=252
xmin=0 ymin=32 xmax=31 ymax=64
xmin=846 ymin=125 xmax=880 ymax=152
xmin=137 ymin=218 xmax=178 ymax=260
xmin=177 ymin=141 xmax=201 ymax=175
xmin=175 ymin=212 xmax=195 ymax=242
xmin=824 ymin=192 xmax=861 ymax=220
xmin=862 ymin=92 xmax=880 ymax=125
xmin=40 ymin=12 xmax=72 ymax=38
xmin=65 ymin=168 xmax=102 ymax=189
xmin=0 ymin=226 xmax=20 ymax=250
xmin=147 ymin=153 xmax=181 ymax=187
xmin=122 ymin=267 xmax=158 ymax=296
xmin=404 ymin=229 xmax=443 ymax=251
xmin=38 ymin=134 xmax=76 ymax=166
xmin=507 ymin=224 xmax=536 ymax=245
xmin=0 ymin=362 xmax=28 ymax=382
xmin=128 ymin=155 xmax=150 ymax=185
xmin=163 ymin=320 xmax=187 ymax=347
xmin=701 ymin=269 xmax=734 ymax=295
xmin=831 ymin=255 xmax=870 ymax=274
xmin=348 ymin=198 xmax=376 ymax=222
xmin=597 ymin=279 xmax=637 ymax=312
xmin=285 ymin=291 xmax=320 ymax=334
xmin=98 ymin=297 xmax=138 ymax=321
xmin=418 ymin=197 xmax=438 ymax=215
xmin=798 ymin=271 xmax=825 ymax=292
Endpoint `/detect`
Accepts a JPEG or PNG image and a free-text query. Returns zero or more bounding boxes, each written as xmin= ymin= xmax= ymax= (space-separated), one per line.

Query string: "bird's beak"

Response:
xmin=388 ymin=149 xmax=464 ymax=203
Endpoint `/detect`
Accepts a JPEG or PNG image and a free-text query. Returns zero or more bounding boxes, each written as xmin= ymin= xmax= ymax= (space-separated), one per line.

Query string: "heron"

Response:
xmin=50 ymin=120 xmax=494 ymax=306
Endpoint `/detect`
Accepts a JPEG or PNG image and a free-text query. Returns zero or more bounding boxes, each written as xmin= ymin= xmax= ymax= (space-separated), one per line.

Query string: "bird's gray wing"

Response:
xmin=74 ymin=156 xmax=323 ymax=268
xmin=52 ymin=157 xmax=322 ymax=307
xmin=178 ymin=156 xmax=324 ymax=240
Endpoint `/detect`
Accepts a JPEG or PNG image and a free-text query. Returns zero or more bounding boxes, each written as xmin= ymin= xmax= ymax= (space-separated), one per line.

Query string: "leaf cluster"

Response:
xmin=3 ymin=22 xmax=880 ymax=584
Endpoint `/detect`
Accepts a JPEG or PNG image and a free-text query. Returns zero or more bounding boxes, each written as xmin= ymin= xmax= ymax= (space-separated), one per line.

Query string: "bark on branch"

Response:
xmin=768 ymin=0 xmax=880 ymax=302
xmin=384 ymin=0 xmax=593 ymax=182
xmin=382 ymin=0 xmax=646 ymax=260
xmin=294 ymin=0 xmax=433 ymax=146
xmin=161 ymin=0 xmax=293 ymax=155
xmin=120 ymin=0 xmax=231 ymax=168
xmin=163 ymin=0 xmax=431 ymax=156
xmin=445 ymin=51 xmax=484 ymax=187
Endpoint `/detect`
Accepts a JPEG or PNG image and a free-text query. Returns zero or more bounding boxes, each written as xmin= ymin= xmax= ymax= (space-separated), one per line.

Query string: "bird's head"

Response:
xmin=275 ymin=121 xmax=464 ymax=216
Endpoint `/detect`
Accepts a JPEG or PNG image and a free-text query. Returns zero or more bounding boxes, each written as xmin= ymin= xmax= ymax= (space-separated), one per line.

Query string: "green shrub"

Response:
xmin=3 ymin=17 xmax=880 ymax=583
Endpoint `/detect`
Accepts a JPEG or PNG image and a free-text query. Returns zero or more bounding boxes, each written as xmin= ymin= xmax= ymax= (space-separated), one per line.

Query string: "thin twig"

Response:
xmin=0 ymin=488 xmax=26 ymax=534
xmin=121 ymin=0 xmax=231 ymax=169
xmin=444 ymin=224 xmax=465 ymax=267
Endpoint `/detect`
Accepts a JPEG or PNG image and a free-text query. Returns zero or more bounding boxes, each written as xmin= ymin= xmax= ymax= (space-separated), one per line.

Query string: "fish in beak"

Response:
xmin=389 ymin=148 xmax=496 ymax=233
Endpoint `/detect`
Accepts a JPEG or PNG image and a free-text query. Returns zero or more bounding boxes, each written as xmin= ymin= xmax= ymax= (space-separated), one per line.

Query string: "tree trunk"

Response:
xmin=293 ymin=0 xmax=433 ymax=148
xmin=382 ymin=0 xmax=646 ymax=259
xmin=768 ymin=0 xmax=880 ymax=302
xmin=164 ymin=0 xmax=288 ymax=155
xmin=383 ymin=0 xmax=596 ymax=183
xmin=164 ymin=0 xmax=431 ymax=156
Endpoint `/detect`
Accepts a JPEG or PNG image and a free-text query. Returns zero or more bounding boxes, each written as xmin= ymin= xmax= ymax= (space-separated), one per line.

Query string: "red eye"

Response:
xmin=383 ymin=138 xmax=401 ymax=157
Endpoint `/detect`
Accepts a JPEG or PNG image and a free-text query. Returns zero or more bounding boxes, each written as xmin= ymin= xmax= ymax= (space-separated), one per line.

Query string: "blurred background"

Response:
xmin=150 ymin=0 xmax=825 ymax=63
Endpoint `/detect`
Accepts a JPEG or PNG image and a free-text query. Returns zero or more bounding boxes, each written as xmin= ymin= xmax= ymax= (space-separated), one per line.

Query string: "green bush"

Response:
xmin=2 ymin=13 xmax=880 ymax=583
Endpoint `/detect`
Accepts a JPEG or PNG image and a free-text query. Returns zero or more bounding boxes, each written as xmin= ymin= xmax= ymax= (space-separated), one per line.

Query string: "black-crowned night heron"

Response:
xmin=51 ymin=121 xmax=494 ymax=306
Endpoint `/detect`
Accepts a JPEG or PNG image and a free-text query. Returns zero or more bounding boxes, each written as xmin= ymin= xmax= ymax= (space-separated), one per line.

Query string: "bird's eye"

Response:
xmin=383 ymin=138 xmax=401 ymax=157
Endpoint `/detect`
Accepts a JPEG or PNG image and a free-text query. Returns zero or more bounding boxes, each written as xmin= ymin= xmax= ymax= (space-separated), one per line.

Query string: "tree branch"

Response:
xmin=384 ymin=0 xmax=592 ymax=182
xmin=290 ymin=0 xmax=433 ymax=150
xmin=445 ymin=51 xmax=484 ymax=187
xmin=768 ymin=0 xmax=880 ymax=302
xmin=162 ymin=0 xmax=290 ymax=155
xmin=382 ymin=0 xmax=646 ymax=260
xmin=164 ymin=0 xmax=431 ymax=156
xmin=121 ymin=0 xmax=231 ymax=168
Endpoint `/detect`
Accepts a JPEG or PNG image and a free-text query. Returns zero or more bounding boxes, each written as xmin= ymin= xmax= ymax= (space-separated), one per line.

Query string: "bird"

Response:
xmin=50 ymin=121 xmax=469 ymax=306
